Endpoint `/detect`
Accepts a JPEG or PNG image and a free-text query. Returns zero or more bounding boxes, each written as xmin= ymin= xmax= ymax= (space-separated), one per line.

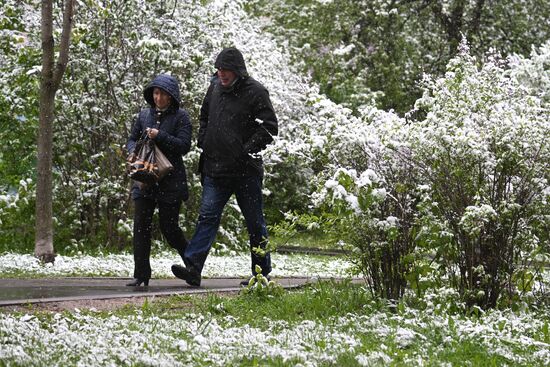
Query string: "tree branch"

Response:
xmin=53 ymin=0 xmax=76 ymax=90
xmin=41 ymin=0 xmax=54 ymax=84
xmin=468 ymin=0 xmax=486 ymax=37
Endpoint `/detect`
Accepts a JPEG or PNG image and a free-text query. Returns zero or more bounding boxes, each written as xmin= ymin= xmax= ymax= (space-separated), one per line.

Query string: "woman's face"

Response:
xmin=153 ymin=87 xmax=172 ymax=109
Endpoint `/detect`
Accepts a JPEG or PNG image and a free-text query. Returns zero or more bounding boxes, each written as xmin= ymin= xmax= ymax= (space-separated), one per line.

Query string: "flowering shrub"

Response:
xmin=303 ymin=40 xmax=549 ymax=307
xmin=307 ymin=105 xmax=421 ymax=299
xmin=409 ymin=41 xmax=550 ymax=307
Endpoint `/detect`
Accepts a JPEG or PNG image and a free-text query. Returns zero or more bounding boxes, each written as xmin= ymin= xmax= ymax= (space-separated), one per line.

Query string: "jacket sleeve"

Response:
xmin=197 ymin=83 xmax=214 ymax=149
xmin=127 ymin=112 xmax=143 ymax=154
xmin=243 ymin=87 xmax=278 ymax=154
xmin=155 ymin=110 xmax=192 ymax=155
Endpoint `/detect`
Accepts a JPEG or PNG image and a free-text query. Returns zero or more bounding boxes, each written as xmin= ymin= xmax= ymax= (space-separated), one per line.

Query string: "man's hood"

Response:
xmin=214 ymin=47 xmax=249 ymax=78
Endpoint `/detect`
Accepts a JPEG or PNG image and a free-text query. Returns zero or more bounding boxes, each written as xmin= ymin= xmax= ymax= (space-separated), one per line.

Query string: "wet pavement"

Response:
xmin=0 ymin=277 xmax=314 ymax=306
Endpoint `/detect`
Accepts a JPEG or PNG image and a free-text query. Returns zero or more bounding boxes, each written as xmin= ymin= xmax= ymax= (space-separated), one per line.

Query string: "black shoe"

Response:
xmin=126 ymin=278 xmax=149 ymax=287
xmin=240 ymin=276 xmax=270 ymax=287
xmin=171 ymin=264 xmax=201 ymax=287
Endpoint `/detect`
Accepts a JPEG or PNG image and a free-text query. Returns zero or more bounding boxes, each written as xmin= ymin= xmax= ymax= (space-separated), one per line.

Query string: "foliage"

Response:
xmin=0 ymin=179 xmax=35 ymax=253
xmin=287 ymin=40 xmax=549 ymax=308
xmin=0 ymin=1 xmax=41 ymax=252
xmin=248 ymin=0 xmax=550 ymax=115
xmin=240 ymin=266 xmax=284 ymax=299
xmin=409 ymin=41 xmax=550 ymax=308
xmin=0 ymin=0 xmax=317 ymax=254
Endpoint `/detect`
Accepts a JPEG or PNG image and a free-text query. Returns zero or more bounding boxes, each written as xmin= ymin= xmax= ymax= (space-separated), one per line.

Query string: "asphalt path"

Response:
xmin=0 ymin=277 xmax=316 ymax=306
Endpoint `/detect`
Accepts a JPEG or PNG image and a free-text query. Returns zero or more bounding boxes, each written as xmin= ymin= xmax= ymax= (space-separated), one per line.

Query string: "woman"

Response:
xmin=126 ymin=74 xmax=192 ymax=286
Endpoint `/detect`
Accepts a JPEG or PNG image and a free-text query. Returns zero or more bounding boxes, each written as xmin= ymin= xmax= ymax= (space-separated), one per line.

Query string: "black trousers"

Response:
xmin=132 ymin=198 xmax=187 ymax=280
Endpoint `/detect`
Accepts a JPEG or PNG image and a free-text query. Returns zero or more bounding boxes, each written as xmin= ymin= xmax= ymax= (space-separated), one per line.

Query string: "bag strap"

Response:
xmin=137 ymin=109 xmax=165 ymax=144
xmin=135 ymin=129 xmax=149 ymax=145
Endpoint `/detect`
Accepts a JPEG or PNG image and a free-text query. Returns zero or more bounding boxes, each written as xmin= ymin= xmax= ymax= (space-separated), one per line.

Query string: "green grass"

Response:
xmin=89 ymin=280 xmax=374 ymax=325
xmin=3 ymin=281 xmax=549 ymax=366
xmin=193 ymin=280 xmax=377 ymax=327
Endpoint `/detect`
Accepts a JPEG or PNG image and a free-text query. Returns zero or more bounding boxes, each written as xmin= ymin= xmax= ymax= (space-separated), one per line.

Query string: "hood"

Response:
xmin=214 ymin=47 xmax=249 ymax=78
xmin=143 ymin=74 xmax=181 ymax=108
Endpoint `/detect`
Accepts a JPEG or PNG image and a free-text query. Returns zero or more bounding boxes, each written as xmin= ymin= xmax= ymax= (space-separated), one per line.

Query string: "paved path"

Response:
xmin=0 ymin=277 xmax=316 ymax=306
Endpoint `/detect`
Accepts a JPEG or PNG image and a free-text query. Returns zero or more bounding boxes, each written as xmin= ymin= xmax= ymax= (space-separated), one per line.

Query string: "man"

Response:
xmin=171 ymin=47 xmax=278 ymax=286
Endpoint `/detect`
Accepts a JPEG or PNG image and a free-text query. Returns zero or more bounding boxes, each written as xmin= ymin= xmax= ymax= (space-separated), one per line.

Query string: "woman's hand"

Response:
xmin=146 ymin=128 xmax=159 ymax=139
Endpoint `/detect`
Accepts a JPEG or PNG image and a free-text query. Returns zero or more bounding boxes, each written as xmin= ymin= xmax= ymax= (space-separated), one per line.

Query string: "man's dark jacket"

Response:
xmin=198 ymin=48 xmax=278 ymax=177
xmin=127 ymin=74 xmax=192 ymax=203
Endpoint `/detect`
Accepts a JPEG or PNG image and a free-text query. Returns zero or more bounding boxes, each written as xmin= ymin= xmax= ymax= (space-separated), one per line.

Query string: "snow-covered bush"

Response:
xmin=408 ymin=41 xmax=550 ymax=307
xmin=307 ymin=103 xmax=423 ymax=300
xmin=300 ymin=40 xmax=549 ymax=307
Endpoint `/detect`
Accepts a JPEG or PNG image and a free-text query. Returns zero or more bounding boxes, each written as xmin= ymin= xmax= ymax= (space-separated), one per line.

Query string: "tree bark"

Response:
xmin=35 ymin=0 xmax=76 ymax=263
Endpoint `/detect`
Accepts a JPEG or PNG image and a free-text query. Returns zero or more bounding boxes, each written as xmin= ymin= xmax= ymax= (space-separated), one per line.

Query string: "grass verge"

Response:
xmin=1 ymin=281 xmax=549 ymax=366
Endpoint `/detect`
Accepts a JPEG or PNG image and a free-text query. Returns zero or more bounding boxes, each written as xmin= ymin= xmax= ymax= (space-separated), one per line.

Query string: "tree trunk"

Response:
xmin=35 ymin=81 xmax=56 ymax=262
xmin=34 ymin=0 xmax=75 ymax=263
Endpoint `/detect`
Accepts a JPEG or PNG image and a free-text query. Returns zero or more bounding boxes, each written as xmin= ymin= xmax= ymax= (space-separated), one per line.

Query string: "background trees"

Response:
xmin=250 ymin=0 xmax=550 ymax=114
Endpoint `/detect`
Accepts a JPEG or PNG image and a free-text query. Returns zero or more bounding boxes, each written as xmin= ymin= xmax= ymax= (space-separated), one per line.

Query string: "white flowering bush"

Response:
xmin=295 ymin=40 xmax=549 ymax=307
xmin=267 ymin=82 xmax=432 ymax=300
xmin=408 ymin=41 xmax=550 ymax=307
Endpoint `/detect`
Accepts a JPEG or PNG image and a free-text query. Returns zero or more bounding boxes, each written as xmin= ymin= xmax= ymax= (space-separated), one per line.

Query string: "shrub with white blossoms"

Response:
xmin=408 ymin=40 xmax=550 ymax=308
xmin=308 ymin=103 xmax=422 ymax=300
xmin=302 ymin=39 xmax=549 ymax=307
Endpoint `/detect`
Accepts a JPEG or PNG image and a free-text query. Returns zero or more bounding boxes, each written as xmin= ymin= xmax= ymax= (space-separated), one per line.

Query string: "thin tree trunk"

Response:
xmin=35 ymin=85 xmax=56 ymax=262
xmin=34 ymin=0 xmax=76 ymax=262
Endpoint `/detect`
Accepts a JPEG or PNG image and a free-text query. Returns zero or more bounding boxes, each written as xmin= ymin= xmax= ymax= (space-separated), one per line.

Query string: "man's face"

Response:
xmin=153 ymin=88 xmax=172 ymax=110
xmin=217 ymin=68 xmax=237 ymax=87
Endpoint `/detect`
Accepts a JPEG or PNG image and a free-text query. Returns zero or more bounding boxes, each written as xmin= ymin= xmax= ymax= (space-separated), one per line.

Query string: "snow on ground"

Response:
xmin=0 ymin=251 xmax=352 ymax=278
xmin=1 ymin=303 xmax=549 ymax=366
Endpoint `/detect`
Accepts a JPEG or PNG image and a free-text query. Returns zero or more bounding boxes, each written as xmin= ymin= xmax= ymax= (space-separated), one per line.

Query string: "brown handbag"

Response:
xmin=127 ymin=137 xmax=173 ymax=185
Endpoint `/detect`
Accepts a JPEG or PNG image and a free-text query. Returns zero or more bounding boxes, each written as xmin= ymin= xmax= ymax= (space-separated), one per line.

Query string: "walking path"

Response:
xmin=0 ymin=277 xmax=317 ymax=307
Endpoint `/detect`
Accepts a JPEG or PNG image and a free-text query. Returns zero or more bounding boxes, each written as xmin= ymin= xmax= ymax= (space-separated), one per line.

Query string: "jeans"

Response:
xmin=184 ymin=175 xmax=271 ymax=276
xmin=133 ymin=198 xmax=187 ymax=279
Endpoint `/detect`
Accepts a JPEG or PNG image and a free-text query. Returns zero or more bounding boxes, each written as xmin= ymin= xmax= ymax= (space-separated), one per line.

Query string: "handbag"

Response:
xmin=127 ymin=135 xmax=173 ymax=185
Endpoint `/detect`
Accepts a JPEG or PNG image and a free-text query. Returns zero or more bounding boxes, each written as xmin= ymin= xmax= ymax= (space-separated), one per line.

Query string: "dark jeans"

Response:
xmin=133 ymin=198 xmax=187 ymax=280
xmin=184 ymin=175 xmax=271 ymax=276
